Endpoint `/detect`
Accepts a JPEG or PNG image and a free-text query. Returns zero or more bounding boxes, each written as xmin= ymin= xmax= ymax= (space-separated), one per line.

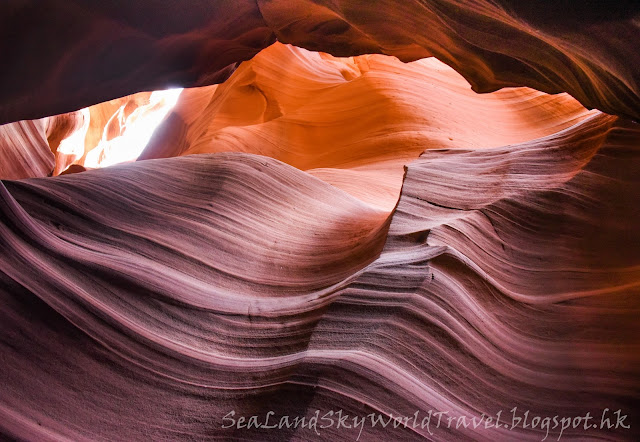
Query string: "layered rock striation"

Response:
xmin=0 ymin=2 xmax=639 ymax=441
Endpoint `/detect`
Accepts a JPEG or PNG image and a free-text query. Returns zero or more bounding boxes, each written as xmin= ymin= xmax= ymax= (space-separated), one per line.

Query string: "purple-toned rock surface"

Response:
xmin=0 ymin=2 xmax=638 ymax=441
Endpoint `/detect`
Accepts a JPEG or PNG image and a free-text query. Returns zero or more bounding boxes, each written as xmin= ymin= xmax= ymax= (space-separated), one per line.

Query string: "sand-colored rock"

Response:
xmin=140 ymin=43 xmax=594 ymax=210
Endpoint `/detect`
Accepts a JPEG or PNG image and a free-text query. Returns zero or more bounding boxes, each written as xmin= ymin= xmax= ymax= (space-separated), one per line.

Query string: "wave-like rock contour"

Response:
xmin=0 ymin=1 xmax=638 ymax=122
xmin=0 ymin=2 xmax=638 ymax=441
xmin=137 ymin=43 xmax=593 ymax=210
xmin=1 ymin=112 xmax=638 ymax=440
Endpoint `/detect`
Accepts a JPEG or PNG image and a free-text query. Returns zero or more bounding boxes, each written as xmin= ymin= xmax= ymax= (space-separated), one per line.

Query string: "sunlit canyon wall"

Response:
xmin=0 ymin=2 xmax=639 ymax=441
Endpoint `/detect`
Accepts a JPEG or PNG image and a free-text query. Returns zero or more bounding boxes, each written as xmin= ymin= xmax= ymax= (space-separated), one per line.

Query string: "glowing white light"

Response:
xmin=84 ymin=88 xmax=183 ymax=168
xmin=57 ymin=107 xmax=91 ymax=158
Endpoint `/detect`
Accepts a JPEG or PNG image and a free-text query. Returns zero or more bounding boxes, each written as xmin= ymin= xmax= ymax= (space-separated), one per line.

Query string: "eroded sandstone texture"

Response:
xmin=1 ymin=1 xmax=638 ymax=123
xmin=0 ymin=2 xmax=639 ymax=441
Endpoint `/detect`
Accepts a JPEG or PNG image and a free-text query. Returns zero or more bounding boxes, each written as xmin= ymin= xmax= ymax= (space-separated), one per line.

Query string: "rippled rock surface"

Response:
xmin=0 ymin=2 xmax=638 ymax=441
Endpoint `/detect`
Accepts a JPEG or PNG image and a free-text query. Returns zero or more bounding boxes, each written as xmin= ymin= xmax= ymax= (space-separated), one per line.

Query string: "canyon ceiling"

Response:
xmin=0 ymin=1 xmax=639 ymax=441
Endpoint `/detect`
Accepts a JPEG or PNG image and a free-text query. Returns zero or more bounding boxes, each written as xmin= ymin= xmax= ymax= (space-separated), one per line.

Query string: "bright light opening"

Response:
xmin=83 ymin=88 xmax=183 ymax=169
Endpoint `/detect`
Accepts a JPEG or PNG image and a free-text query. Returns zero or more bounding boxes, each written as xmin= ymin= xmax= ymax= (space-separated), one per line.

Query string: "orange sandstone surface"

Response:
xmin=0 ymin=2 xmax=639 ymax=441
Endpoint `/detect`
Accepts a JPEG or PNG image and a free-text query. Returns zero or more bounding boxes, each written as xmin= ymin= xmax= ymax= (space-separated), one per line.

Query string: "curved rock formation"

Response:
xmin=310 ymin=112 xmax=640 ymax=440
xmin=0 ymin=1 xmax=638 ymax=123
xmin=4 ymin=42 xmax=595 ymax=209
xmin=0 ymin=152 xmax=391 ymax=440
xmin=1 ymin=90 xmax=179 ymax=179
xmin=259 ymin=0 xmax=640 ymax=121
xmin=82 ymin=92 xmax=154 ymax=167
xmin=46 ymin=109 xmax=90 ymax=176
xmin=0 ymin=110 xmax=88 ymax=180
xmin=0 ymin=119 xmax=54 ymax=180
xmin=1 ymin=112 xmax=638 ymax=440
xmin=83 ymin=89 xmax=182 ymax=169
xmin=139 ymin=43 xmax=593 ymax=210
xmin=0 ymin=2 xmax=639 ymax=441
xmin=0 ymin=0 xmax=274 ymax=124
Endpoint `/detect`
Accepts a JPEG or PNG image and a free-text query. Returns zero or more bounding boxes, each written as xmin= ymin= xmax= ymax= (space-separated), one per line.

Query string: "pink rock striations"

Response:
xmin=0 ymin=110 xmax=87 ymax=180
xmin=0 ymin=119 xmax=54 ymax=180
xmin=0 ymin=153 xmax=391 ymax=440
xmin=1 ymin=112 xmax=638 ymax=441
xmin=0 ymin=1 xmax=639 ymax=441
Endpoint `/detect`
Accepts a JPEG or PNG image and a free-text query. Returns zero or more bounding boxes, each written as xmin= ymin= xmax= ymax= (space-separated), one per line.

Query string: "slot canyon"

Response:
xmin=0 ymin=2 xmax=639 ymax=441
